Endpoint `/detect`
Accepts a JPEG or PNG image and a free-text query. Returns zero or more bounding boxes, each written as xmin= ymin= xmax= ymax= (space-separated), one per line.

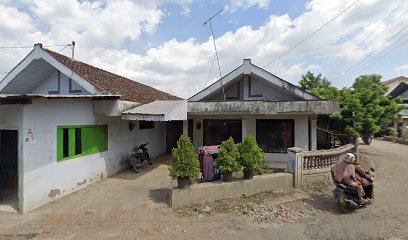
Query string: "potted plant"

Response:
xmin=168 ymin=135 xmax=200 ymax=189
xmin=238 ymin=135 xmax=265 ymax=179
xmin=216 ymin=137 xmax=241 ymax=182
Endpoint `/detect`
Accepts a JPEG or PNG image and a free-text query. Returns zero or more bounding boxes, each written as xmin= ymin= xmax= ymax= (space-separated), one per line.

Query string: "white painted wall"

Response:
xmin=32 ymin=70 xmax=89 ymax=95
xmin=189 ymin=114 xmax=312 ymax=163
xmin=20 ymin=98 xmax=166 ymax=212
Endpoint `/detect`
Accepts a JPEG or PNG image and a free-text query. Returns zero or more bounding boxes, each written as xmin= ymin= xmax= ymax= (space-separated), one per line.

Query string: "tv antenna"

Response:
xmin=203 ymin=9 xmax=225 ymax=100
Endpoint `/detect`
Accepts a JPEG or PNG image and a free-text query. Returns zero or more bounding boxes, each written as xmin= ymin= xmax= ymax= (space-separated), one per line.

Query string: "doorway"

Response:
xmin=0 ymin=130 xmax=19 ymax=212
xmin=166 ymin=121 xmax=183 ymax=153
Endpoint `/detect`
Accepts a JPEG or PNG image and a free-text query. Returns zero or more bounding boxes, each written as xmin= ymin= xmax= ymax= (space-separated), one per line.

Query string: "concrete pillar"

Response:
xmin=182 ymin=120 xmax=188 ymax=135
xmin=242 ymin=117 xmax=247 ymax=140
xmin=310 ymin=117 xmax=317 ymax=151
xmin=287 ymin=147 xmax=304 ymax=188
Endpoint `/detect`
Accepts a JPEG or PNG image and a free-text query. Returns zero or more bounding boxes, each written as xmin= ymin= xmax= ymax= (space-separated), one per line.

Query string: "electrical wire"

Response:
xmin=262 ymin=0 xmax=361 ymax=69
xmin=0 ymin=43 xmax=73 ymax=76
xmin=0 ymin=44 xmax=70 ymax=49
xmin=347 ymin=27 xmax=408 ymax=78
xmin=326 ymin=1 xmax=408 ymax=76
xmin=340 ymin=21 xmax=408 ymax=78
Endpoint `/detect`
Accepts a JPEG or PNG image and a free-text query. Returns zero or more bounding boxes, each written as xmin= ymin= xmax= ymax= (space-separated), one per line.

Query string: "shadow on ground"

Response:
xmin=149 ymin=188 xmax=170 ymax=205
xmin=303 ymin=192 xmax=342 ymax=215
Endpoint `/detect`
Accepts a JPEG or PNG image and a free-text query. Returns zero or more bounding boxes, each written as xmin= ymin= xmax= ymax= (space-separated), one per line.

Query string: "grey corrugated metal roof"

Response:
xmin=123 ymin=100 xmax=185 ymax=115
xmin=122 ymin=100 xmax=187 ymax=121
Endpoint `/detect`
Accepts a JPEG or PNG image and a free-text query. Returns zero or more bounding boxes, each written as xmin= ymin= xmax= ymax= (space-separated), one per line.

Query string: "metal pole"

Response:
xmin=71 ymin=41 xmax=76 ymax=59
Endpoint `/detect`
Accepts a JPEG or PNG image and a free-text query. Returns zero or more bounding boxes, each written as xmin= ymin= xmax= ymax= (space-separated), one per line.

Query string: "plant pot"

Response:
xmin=243 ymin=168 xmax=254 ymax=179
xmin=222 ymin=172 xmax=233 ymax=182
xmin=177 ymin=177 xmax=191 ymax=189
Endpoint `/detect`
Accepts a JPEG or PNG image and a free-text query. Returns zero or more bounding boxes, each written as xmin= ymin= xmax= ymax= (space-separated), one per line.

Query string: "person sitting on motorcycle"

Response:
xmin=355 ymin=165 xmax=374 ymax=201
xmin=331 ymin=153 xmax=369 ymax=205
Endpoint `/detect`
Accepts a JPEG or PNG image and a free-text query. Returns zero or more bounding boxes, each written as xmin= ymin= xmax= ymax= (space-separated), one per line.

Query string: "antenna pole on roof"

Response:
xmin=71 ymin=41 xmax=75 ymax=59
xmin=203 ymin=9 xmax=225 ymax=100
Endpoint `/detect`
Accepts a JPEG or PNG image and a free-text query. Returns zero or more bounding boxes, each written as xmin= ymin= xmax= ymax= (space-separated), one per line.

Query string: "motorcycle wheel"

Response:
xmin=133 ymin=158 xmax=143 ymax=172
xmin=362 ymin=136 xmax=373 ymax=145
xmin=146 ymin=153 xmax=152 ymax=165
xmin=337 ymin=194 xmax=355 ymax=213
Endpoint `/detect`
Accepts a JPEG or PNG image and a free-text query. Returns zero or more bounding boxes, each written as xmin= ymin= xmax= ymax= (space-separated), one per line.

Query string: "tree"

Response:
xmin=348 ymin=75 xmax=401 ymax=143
xmin=298 ymin=73 xmax=401 ymax=145
xmin=299 ymin=71 xmax=340 ymax=100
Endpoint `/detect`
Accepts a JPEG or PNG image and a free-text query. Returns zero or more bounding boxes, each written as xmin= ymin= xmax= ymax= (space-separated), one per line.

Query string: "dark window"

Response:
xmin=203 ymin=119 xmax=242 ymax=146
xmin=188 ymin=119 xmax=194 ymax=142
xmin=75 ymin=128 xmax=82 ymax=155
xmin=139 ymin=121 xmax=155 ymax=129
xmin=256 ymin=119 xmax=294 ymax=153
xmin=63 ymin=128 xmax=69 ymax=158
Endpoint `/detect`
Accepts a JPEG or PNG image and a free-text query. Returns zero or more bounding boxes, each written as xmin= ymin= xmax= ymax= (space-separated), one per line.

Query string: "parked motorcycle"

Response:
xmin=332 ymin=167 xmax=375 ymax=213
xmin=129 ymin=143 xmax=152 ymax=172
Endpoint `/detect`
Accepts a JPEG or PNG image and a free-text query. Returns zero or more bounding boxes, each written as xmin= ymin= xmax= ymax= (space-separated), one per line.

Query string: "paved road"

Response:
xmin=0 ymin=140 xmax=407 ymax=240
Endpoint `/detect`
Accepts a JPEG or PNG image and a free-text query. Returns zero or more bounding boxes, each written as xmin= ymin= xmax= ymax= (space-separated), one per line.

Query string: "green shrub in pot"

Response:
xmin=216 ymin=137 xmax=241 ymax=182
xmin=238 ymin=135 xmax=265 ymax=179
xmin=169 ymin=135 xmax=200 ymax=189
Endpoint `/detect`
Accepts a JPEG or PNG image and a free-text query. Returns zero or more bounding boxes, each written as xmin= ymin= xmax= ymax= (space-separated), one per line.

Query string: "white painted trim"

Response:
xmin=188 ymin=59 xmax=318 ymax=101
xmin=188 ymin=65 xmax=244 ymax=101
xmin=0 ymin=46 xmax=99 ymax=95
xmin=250 ymin=65 xmax=317 ymax=100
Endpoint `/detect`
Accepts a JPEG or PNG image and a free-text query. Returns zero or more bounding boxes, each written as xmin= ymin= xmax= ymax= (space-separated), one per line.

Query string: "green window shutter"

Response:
xmin=56 ymin=125 xmax=108 ymax=162
xmin=68 ymin=128 xmax=76 ymax=157
xmin=57 ymin=127 xmax=63 ymax=161
xmin=94 ymin=125 xmax=107 ymax=152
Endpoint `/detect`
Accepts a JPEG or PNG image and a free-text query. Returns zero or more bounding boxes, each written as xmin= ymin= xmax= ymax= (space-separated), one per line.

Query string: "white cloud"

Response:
xmin=181 ymin=5 xmax=191 ymax=16
xmin=224 ymin=0 xmax=270 ymax=12
xmin=394 ymin=64 xmax=408 ymax=71
xmin=0 ymin=0 xmax=407 ymax=98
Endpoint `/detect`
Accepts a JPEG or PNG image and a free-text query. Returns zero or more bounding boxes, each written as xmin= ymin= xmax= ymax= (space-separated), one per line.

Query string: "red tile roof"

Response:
xmin=383 ymin=76 xmax=408 ymax=85
xmin=44 ymin=49 xmax=181 ymax=103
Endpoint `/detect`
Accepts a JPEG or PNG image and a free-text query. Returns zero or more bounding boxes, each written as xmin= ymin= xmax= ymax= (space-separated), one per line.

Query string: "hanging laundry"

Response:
xmin=202 ymin=151 xmax=215 ymax=181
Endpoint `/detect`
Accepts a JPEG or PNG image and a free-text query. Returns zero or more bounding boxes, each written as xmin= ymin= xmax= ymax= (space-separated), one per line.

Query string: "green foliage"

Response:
xmin=216 ymin=137 xmax=241 ymax=173
xmin=169 ymin=135 xmax=200 ymax=180
xmin=403 ymin=127 xmax=408 ymax=140
xmin=387 ymin=127 xmax=397 ymax=138
xmin=238 ymin=135 xmax=265 ymax=172
xmin=348 ymin=75 xmax=401 ymax=138
xmin=298 ymin=73 xmax=402 ymax=140
xmin=299 ymin=71 xmax=341 ymax=100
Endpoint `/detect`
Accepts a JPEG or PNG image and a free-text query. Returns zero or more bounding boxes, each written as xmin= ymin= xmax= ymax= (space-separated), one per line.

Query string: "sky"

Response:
xmin=0 ymin=0 xmax=407 ymax=98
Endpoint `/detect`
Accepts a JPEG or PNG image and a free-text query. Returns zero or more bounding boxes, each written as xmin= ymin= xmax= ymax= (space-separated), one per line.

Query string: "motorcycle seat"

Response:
xmin=337 ymin=183 xmax=358 ymax=195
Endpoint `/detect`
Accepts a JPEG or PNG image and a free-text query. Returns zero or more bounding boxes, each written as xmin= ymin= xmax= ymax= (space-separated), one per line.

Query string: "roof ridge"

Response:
xmin=43 ymin=48 xmax=182 ymax=103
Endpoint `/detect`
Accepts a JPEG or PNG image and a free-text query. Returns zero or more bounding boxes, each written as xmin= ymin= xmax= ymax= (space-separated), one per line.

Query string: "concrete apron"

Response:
xmin=170 ymin=173 xmax=293 ymax=208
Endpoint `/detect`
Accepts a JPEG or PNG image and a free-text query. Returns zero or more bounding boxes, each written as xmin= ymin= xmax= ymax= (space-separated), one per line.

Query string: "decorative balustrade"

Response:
xmin=287 ymin=144 xmax=356 ymax=187
xmin=302 ymin=144 xmax=355 ymax=170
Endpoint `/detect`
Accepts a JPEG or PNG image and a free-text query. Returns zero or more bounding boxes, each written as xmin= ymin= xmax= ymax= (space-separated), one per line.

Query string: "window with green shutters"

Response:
xmin=57 ymin=125 xmax=108 ymax=161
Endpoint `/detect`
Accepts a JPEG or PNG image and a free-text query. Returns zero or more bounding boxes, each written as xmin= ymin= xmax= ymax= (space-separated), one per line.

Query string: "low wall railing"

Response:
xmin=303 ymin=144 xmax=356 ymax=170
xmin=287 ymin=144 xmax=356 ymax=187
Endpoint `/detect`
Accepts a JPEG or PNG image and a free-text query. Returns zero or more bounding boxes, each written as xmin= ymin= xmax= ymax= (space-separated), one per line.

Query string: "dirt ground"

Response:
xmin=0 ymin=139 xmax=407 ymax=240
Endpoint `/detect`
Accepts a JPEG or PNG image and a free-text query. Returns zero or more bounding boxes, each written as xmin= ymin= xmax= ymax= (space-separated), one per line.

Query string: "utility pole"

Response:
xmin=71 ymin=41 xmax=76 ymax=59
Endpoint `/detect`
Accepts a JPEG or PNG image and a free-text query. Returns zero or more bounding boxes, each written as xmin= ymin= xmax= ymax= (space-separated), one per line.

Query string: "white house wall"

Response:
xmin=189 ymin=114 xmax=311 ymax=163
xmin=21 ymin=98 xmax=165 ymax=212
xmin=32 ymin=70 xmax=90 ymax=95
